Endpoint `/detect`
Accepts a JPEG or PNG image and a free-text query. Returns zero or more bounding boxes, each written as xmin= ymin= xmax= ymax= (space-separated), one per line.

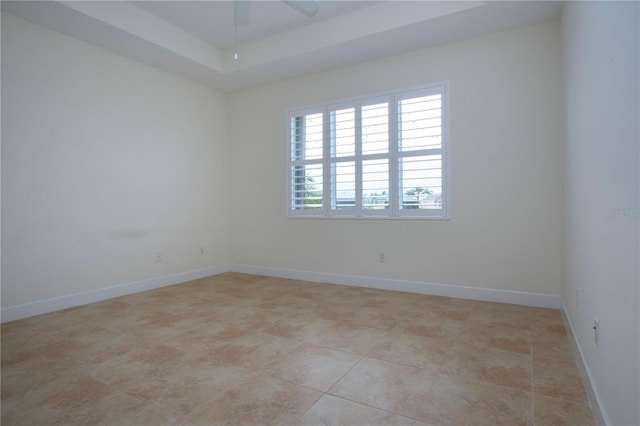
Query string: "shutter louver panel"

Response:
xmin=289 ymin=112 xmax=324 ymax=212
xmin=362 ymin=103 xmax=389 ymax=155
xmin=399 ymin=155 xmax=442 ymax=210
xmin=331 ymin=162 xmax=356 ymax=210
xmin=331 ymin=108 xmax=356 ymax=158
xmin=397 ymin=91 xmax=445 ymax=214
xmin=363 ymin=159 xmax=389 ymax=210
xmin=398 ymin=95 xmax=442 ymax=152
xmin=291 ymin=113 xmax=323 ymax=161
xmin=291 ymin=164 xmax=323 ymax=210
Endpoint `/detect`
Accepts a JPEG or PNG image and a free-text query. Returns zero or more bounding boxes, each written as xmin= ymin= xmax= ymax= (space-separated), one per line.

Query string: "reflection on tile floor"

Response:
xmin=1 ymin=273 xmax=595 ymax=425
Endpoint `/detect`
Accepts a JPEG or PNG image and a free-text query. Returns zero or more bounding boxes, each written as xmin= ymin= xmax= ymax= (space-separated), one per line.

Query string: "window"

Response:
xmin=287 ymin=84 xmax=449 ymax=219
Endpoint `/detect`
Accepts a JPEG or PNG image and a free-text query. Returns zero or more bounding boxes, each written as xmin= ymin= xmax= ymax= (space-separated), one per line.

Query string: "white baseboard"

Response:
xmin=1 ymin=263 xmax=562 ymax=323
xmin=561 ymin=300 xmax=611 ymax=426
xmin=0 ymin=264 xmax=231 ymax=323
xmin=230 ymin=264 xmax=562 ymax=309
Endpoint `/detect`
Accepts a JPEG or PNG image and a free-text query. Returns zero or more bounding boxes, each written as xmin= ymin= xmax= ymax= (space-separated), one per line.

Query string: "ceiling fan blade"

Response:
xmin=234 ymin=0 xmax=250 ymax=27
xmin=283 ymin=0 xmax=318 ymax=17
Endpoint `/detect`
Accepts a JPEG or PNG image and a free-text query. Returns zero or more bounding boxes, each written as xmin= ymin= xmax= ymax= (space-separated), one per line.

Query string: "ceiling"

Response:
xmin=1 ymin=1 xmax=562 ymax=92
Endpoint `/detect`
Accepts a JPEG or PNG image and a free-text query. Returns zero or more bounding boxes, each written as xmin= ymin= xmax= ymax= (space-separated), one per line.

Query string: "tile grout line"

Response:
xmin=292 ymin=350 xmax=369 ymax=423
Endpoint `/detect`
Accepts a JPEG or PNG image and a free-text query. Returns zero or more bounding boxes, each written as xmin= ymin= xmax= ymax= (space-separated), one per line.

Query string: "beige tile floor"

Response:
xmin=1 ymin=273 xmax=595 ymax=425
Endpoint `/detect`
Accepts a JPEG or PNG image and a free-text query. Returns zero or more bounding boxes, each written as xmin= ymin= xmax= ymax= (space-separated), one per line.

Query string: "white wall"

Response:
xmin=562 ymin=2 xmax=640 ymax=425
xmin=228 ymin=21 xmax=563 ymax=296
xmin=1 ymin=13 xmax=229 ymax=308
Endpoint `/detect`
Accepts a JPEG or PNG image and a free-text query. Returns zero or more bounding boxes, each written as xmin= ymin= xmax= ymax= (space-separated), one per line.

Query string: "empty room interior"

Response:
xmin=1 ymin=1 xmax=639 ymax=425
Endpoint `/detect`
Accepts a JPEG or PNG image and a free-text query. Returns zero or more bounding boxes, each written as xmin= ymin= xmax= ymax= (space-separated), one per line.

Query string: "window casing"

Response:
xmin=287 ymin=84 xmax=449 ymax=219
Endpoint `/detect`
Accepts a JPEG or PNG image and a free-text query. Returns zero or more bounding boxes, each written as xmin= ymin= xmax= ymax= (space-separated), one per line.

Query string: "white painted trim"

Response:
xmin=0 ymin=264 xmax=231 ymax=323
xmin=230 ymin=264 xmax=562 ymax=309
xmin=1 ymin=262 xmax=562 ymax=323
xmin=561 ymin=299 xmax=611 ymax=426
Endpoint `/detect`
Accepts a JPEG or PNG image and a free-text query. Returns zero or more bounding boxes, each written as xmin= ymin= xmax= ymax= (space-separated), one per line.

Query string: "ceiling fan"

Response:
xmin=234 ymin=0 xmax=319 ymax=28
xmin=232 ymin=0 xmax=319 ymax=59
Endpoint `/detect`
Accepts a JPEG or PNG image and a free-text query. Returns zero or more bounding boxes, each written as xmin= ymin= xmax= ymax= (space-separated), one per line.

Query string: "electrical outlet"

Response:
xmin=593 ymin=317 xmax=600 ymax=345
xmin=378 ymin=253 xmax=385 ymax=263
xmin=155 ymin=252 xmax=163 ymax=262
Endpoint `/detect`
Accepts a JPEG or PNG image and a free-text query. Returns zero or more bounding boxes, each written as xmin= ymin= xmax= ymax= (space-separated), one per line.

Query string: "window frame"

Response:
xmin=286 ymin=82 xmax=450 ymax=220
